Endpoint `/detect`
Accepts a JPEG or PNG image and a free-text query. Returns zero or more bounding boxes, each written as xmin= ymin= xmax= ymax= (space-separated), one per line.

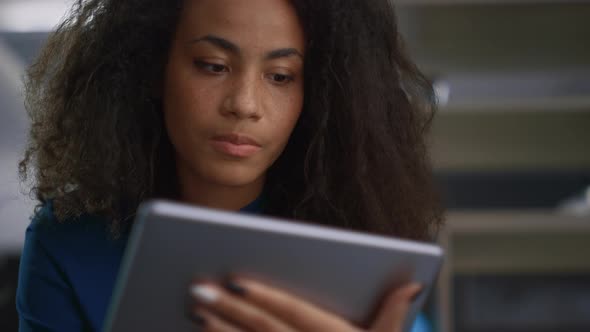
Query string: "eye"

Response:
xmin=266 ymin=73 xmax=295 ymax=85
xmin=194 ymin=60 xmax=229 ymax=74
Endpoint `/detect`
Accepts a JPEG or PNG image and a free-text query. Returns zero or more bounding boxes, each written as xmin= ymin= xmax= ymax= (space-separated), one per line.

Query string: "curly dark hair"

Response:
xmin=20 ymin=0 xmax=443 ymax=240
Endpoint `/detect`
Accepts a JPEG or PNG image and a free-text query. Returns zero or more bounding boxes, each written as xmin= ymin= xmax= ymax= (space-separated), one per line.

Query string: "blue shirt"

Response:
xmin=16 ymin=201 xmax=431 ymax=332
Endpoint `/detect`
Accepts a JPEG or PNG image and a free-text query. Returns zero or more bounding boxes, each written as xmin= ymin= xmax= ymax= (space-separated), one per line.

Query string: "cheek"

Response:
xmin=279 ymin=88 xmax=304 ymax=130
xmin=267 ymin=89 xmax=304 ymax=148
xmin=163 ymin=71 xmax=221 ymax=141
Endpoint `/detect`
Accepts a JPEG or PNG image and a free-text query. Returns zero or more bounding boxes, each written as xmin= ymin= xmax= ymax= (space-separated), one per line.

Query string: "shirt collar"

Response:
xmin=239 ymin=195 xmax=265 ymax=214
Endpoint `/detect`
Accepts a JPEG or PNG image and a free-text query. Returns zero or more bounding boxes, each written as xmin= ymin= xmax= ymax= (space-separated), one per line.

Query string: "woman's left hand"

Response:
xmin=188 ymin=278 xmax=421 ymax=332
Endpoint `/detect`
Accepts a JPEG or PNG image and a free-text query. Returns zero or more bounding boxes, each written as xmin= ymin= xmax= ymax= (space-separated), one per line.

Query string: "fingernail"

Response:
xmin=224 ymin=280 xmax=247 ymax=296
xmin=190 ymin=285 xmax=219 ymax=304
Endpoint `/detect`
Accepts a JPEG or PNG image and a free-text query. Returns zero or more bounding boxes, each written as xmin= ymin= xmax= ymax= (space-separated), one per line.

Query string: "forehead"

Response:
xmin=177 ymin=0 xmax=305 ymax=52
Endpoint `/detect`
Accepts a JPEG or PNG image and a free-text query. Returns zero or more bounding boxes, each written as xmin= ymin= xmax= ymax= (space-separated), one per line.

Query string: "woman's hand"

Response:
xmin=187 ymin=278 xmax=421 ymax=332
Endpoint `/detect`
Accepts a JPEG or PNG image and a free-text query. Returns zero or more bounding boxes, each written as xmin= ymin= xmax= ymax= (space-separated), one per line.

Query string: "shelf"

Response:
xmin=444 ymin=211 xmax=590 ymax=274
xmin=432 ymin=69 xmax=590 ymax=112
xmin=430 ymin=111 xmax=590 ymax=171
xmin=445 ymin=210 xmax=590 ymax=234
xmin=439 ymin=96 xmax=590 ymax=113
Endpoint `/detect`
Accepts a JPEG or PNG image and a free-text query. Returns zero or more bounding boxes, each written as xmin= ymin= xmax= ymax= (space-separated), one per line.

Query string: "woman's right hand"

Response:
xmin=369 ymin=283 xmax=423 ymax=332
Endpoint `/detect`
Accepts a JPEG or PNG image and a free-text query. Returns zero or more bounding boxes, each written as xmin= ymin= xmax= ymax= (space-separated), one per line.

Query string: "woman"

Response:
xmin=17 ymin=0 xmax=443 ymax=331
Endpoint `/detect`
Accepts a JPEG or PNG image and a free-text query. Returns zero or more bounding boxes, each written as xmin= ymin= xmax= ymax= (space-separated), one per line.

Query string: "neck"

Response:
xmin=175 ymin=161 xmax=264 ymax=212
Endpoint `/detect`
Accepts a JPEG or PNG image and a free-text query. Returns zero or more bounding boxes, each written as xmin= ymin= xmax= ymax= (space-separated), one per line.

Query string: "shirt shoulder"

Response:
xmin=17 ymin=202 xmax=128 ymax=332
xmin=17 ymin=202 xmax=96 ymax=331
xmin=26 ymin=202 xmax=127 ymax=263
xmin=28 ymin=201 xmax=109 ymax=242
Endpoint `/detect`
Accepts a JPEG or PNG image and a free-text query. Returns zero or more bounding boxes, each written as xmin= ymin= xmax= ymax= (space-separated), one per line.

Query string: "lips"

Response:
xmin=211 ymin=133 xmax=261 ymax=147
xmin=210 ymin=133 xmax=262 ymax=158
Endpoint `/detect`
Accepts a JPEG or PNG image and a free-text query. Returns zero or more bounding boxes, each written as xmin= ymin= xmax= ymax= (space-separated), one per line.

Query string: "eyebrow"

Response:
xmin=188 ymin=34 xmax=303 ymax=61
xmin=265 ymin=48 xmax=302 ymax=61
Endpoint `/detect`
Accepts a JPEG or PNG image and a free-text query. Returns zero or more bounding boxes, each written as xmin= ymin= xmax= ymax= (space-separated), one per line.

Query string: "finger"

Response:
xmin=190 ymin=308 xmax=246 ymax=332
xmin=370 ymin=283 xmax=422 ymax=332
xmin=190 ymin=282 xmax=297 ymax=332
xmin=228 ymin=278 xmax=359 ymax=332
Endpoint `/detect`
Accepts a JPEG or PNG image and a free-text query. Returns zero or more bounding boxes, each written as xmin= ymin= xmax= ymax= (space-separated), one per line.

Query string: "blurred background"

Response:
xmin=1 ymin=0 xmax=589 ymax=331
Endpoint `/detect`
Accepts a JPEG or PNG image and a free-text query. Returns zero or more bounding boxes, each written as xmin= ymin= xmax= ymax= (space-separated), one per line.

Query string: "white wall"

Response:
xmin=0 ymin=39 xmax=34 ymax=252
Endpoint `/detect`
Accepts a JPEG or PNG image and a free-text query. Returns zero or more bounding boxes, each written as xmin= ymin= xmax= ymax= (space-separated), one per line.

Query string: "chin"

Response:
xmin=203 ymin=165 xmax=265 ymax=188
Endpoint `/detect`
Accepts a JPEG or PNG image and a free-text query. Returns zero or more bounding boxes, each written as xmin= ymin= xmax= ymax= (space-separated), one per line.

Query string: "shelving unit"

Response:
xmin=395 ymin=1 xmax=590 ymax=331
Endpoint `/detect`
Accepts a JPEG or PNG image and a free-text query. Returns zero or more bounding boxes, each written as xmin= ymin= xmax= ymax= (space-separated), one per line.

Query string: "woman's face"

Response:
xmin=163 ymin=0 xmax=305 ymax=189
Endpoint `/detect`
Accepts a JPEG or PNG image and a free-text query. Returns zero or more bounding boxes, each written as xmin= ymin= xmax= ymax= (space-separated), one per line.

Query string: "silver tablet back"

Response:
xmin=104 ymin=200 xmax=443 ymax=332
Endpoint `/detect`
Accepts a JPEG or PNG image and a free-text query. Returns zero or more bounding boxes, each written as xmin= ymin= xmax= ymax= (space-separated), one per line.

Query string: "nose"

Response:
xmin=221 ymin=73 xmax=262 ymax=120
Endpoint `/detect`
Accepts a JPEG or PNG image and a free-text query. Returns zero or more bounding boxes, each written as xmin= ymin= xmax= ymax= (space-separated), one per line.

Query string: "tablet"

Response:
xmin=103 ymin=200 xmax=443 ymax=332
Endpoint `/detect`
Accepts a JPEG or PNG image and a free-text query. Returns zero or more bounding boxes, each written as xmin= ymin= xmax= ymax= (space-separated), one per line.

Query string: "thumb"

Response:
xmin=370 ymin=283 xmax=422 ymax=332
